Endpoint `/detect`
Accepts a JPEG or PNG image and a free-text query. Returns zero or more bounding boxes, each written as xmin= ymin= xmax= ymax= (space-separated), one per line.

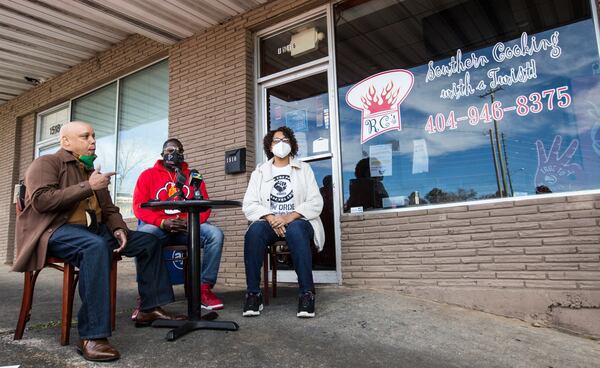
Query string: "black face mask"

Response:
xmin=163 ymin=152 xmax=184 ymax=169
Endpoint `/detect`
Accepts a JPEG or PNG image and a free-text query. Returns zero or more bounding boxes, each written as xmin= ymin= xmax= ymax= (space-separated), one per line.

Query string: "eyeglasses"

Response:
xmin=163 ymin=147 xmax=184 ymax=154
xmin=272 ymin=138 xmax=290 ymax=144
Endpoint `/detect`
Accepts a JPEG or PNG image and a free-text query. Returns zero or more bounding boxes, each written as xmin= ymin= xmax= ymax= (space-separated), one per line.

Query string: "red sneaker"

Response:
xmin=201 ymin=283 xmax=224 ymax=310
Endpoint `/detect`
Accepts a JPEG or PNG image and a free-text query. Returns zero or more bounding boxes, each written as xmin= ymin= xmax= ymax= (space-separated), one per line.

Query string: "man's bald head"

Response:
xmin=59 ymin=121 xmax=92 ymax=140
xmin=60 ymin=121 xmax=96 ymax=156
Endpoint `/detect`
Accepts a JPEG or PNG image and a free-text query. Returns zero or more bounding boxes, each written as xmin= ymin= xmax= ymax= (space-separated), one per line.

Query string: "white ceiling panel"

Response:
xmin=0 ymin=0 xmax=268 ymax=106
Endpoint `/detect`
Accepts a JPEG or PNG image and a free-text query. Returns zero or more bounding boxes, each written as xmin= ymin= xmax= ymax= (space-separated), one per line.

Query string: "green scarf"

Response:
xmin=78 ymin=154 xmax=97 ymax=171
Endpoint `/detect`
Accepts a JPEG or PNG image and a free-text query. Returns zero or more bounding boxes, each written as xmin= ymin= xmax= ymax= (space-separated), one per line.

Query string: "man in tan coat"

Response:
xmin=13 ymin=121 xmax=183 ymax=362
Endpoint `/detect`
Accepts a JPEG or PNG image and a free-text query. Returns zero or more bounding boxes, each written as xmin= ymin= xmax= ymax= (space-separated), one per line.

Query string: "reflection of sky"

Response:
xmin=308 ymin=158 xmax=332 ymax=188
xmin=115 ymin=118 xmax=167 ymax=217
xmin=338 ymin=19 xmax=600 ymax=205
xmin=268 ymin=74 xmax=331 ymax=159
xmin=70 ymin=60 xmax=169 ymax=217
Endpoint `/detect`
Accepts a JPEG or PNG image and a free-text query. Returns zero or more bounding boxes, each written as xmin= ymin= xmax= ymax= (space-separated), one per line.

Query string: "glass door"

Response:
xmin=261 ymin=69 xmax=339 ymax=283
xmin=256 ymin=8 xmax=341 ymax=283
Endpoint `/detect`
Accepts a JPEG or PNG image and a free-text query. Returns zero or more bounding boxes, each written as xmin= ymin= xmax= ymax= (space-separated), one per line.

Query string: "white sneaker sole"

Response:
xmin=201 ymin=303 xmax=224 ymax=310
xmin=242 ymin=304 xmax=263 ymax=317
xmin=296 ymin=311 xmax=315 ymax=318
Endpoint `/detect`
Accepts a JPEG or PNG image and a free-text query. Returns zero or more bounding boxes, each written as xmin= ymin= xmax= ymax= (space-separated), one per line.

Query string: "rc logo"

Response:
xmin=346 ymin=69 xmax=414 ymax=144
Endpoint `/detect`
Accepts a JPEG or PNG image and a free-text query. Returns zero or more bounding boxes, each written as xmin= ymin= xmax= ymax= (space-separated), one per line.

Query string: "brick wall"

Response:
xmin=167 ymin=0 xmax=328 ymax=286
xmin=341 ymin=193 xmax=600 ymax=335
xmin=341 ymin=195 xmax=600 ymax=289
xmin=4 ymin=113 xmax=37 ymax=262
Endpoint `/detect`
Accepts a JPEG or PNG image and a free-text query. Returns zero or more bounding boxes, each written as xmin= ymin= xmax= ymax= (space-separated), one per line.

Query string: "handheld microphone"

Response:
xmin=174 ymin=167 xmax=187 ymax=199
xmin=189 ymin=169 xmax=204 ymax=200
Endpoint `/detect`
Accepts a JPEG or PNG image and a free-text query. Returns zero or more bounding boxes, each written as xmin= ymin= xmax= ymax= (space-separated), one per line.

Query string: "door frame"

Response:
xmin=254 ymin=4 xmax=343 ymax=284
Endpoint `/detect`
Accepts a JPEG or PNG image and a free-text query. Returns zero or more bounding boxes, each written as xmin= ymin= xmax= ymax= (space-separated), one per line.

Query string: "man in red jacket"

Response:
xmin=133 ymin=138 xmax=224 ymax=310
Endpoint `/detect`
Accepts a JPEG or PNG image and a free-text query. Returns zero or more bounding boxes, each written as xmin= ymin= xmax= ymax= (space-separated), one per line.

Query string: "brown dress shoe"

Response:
xmin=134 ymin=306 xmax=187 ymax=327
xmin=77 ymin=338 xmax=120 ymax=362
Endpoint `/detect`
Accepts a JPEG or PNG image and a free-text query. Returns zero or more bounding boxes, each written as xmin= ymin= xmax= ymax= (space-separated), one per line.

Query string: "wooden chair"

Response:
xmin=262 ymin=240 xmax=290 ymax=305
xmin=14 ymin=253 xmax=121 ymax=345
xmin=13 ymin=183 xmax=120 ymax=345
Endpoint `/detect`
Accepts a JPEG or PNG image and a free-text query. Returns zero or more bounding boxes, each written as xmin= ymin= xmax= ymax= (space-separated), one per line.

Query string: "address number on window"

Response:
xmin=48 ymin=124 xmax=62 ymax=136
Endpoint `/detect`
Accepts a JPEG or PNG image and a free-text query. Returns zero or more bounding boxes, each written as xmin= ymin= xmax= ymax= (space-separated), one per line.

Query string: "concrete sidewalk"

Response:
xmin=1 ymin=262 xmax=599 ymax=368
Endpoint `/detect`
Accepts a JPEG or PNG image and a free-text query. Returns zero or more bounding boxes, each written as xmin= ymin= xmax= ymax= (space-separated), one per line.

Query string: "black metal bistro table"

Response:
xmin=141 ymin=199 xmax=241 ymax=341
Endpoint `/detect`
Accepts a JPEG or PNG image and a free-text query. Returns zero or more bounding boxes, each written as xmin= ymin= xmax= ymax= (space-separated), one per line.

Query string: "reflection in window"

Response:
xmin=72 ymin=82 xmax=117 ymax=173
xmin=117 ymin=61 xmax=168 ymax=217
xmin=335 ymin=0 xmax=599 ymax=212
xmin=38 ymin=144 xmax=60 ymax=157
xmin=267 ymin=73 xmax=330 ymax=159
xmin=310 ymin=158 xmax=335 ymax=271
xmin=69 ymin=60 xmax=168 ymax=217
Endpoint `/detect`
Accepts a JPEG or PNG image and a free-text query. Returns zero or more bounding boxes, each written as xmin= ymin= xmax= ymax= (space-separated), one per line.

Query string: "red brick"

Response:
xmin=493 ymin=239 xmax=542 ymax=247
xmin=548 ymin=272 xmax=600 ymax=280
xmin=437 ymin=280 xmax=477 ymax=286
xmin=435 ymin=264 xmax=479 ymax=272
xmin=525 ymin=246 xmax=577 ymax=255
xmin=545 ymin=254 xmax=599 ymax=263
xmin=478 ymin=248 xmax=524 ymax=256
xmin=456 ymin=255 xmax=491 ymax=264
xmin=496 ymin=272 xmax=547 ymax=279
xmin=526 ymin=263 xmax=579 ymax=271
xmin=494 ymin=255 xmax=543 ymax=263
xmin=478 ymin=280 xmax=525 ymax=288
xmin=525 ymin=280 xmax=578 ymax=289
xmin=480 ymin=263 xmax=526 ymax=271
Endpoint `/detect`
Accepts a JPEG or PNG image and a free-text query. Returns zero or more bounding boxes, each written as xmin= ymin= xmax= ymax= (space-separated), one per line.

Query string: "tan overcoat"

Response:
xmin=12 ymin=148 xmax=127 ymax=272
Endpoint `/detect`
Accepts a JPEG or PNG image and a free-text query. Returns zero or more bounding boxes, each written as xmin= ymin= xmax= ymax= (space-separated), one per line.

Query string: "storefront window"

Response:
xmin=116 ymin=61 xmax=169 ymax=217
xmin=38 ymin=60 xmax=168 ymax=217
xmin=335 ymin=0 xmax=600 ymax=212
xmin=72 ymin=82 xmax=118 ymax=173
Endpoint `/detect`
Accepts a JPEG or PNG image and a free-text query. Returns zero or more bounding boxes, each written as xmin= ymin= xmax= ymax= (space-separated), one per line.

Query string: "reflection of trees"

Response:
xmin=116 ymin=140 xmax=148 ymax=193
xmin=425 ymin=187 xmax=477 ymax=204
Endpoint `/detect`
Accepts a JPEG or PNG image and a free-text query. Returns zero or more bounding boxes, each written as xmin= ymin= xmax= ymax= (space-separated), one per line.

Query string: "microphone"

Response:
xmin=174 ymin=167 xmax=187 ymax=199
xmin=189 ymin=169 xmax=204 ymax=200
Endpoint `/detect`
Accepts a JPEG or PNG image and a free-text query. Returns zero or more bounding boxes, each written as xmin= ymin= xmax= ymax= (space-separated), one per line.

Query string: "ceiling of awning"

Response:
xmin=0 ymin=0 xmax=268 ymax=106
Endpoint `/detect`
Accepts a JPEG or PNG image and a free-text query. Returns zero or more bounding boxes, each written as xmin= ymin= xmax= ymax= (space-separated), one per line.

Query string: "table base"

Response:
xmin=152 ymin=314 xmax=239 ymax=341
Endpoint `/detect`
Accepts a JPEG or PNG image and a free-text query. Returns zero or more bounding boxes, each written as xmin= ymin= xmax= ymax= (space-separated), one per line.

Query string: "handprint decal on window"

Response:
xmin=535 ymin=135 xmax=583 ymax=190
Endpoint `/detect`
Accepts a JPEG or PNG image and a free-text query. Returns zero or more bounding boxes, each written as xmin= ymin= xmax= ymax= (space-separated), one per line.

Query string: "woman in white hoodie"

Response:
xmin=242 ymin=126 xmax=324 ymax=318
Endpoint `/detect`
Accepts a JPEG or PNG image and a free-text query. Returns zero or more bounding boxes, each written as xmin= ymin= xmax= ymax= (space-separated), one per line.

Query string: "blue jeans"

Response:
xmin=136 ymin=220 xmax=224 ymax=285
xmin=47 ymin=224 xmax=174 ymax=340
xmin=244 ymin=219 xmax=314 ymax=294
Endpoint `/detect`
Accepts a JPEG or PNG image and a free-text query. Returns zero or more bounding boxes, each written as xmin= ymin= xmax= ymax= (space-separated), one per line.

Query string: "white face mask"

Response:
xmin=272 ymin=141 xmax=292 ymax=158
